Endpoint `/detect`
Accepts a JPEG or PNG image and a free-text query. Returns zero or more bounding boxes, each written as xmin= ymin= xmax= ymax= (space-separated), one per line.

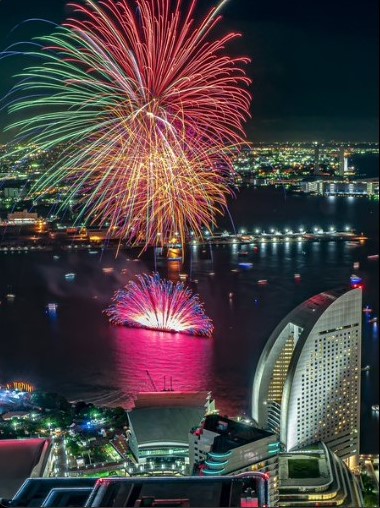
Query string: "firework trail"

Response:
xmin=105 ymin=273 xmax=214 ymax=337
xmin=5 ymin=0 xmax=251 ymax=249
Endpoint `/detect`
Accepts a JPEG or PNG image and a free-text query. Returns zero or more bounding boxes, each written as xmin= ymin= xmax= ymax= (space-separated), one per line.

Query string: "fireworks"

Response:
xmin=105 ymin=273 xmax=214 ymax=337
xmin=5 ymin=0 xmax=251 ymax=249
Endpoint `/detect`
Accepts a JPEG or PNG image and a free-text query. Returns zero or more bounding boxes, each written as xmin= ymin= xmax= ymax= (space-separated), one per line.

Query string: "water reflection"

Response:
xmin=111 ymin=327 xmax=213 ymax=406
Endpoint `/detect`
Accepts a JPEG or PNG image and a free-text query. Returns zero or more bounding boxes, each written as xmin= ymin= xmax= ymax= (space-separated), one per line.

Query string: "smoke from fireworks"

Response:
xmin=5 ymin=0 xmax=251 ymax=249
xmin=105 ymin=273 xmax=214 ymax=337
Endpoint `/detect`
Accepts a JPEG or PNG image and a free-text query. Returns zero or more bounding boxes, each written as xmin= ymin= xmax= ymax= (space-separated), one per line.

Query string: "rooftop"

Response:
xmin=6 ymin=475 xmax=268 ymax=507
xmin=203 ymin=415 xmax=274 ymax=453
xmin=0 ymin=439 xmax=51 ymax=499
xmin=132 ymin=391 xmax=212 ymax=410
xmin=129 ymin=407 xmax=206 ymax=447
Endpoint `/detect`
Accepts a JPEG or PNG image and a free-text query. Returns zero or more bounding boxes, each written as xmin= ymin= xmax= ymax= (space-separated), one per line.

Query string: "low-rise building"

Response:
xmin=127 ymin=391 xmax=214 ymax=475
xmin=3 ymin=474 xmax=270 ymax=507
xmin=300 ymin=178 xmax=379 ymax=197
xmin=190 ymin=414 xmax=280 ymax=506
xmin=278 ymin=442 xmax=364 ymax=507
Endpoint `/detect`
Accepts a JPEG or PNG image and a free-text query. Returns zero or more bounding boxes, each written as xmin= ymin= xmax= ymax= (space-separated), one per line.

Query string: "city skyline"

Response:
xmin=0 ymin=0 xmax=378 ymax=505
xmin=0 ymin=0 xmax=378 ymax=142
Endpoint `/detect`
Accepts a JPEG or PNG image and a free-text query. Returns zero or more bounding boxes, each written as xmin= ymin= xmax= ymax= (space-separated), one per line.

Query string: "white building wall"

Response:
xmin=284 ymin=289 xmax=362 ymax=460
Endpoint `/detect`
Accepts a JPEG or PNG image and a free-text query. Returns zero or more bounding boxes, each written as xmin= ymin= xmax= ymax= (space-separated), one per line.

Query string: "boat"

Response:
xmin=350 ymin=274 xmax=363 ymax=287
xmin=353 ymin=262 xmax=360 ymax=270
xmin=361 ymin=365 xmax=371 ymax=372
xmin=6 ymin=294 xmax=16 ymax=302
xmin=294 ymin=273 xmax=302 ymax=279
xmin=102 ymin=267 xmax=114 ymax=274
xmin=89 ymin=250 xmax=99 ymax=255
xmin=368 ymin=255 xmax=379 ymax=261
xmin=372 ymin=405 xmax=379 ymax=412
xmin=369 ymin=317 xmax=378 ymax=324
xmin=363 ymin=306 xmax=373 ymax=314
xmin=65 ymin=273 xmax=76 ymax=281
xmin=53 ymin=255 xmax=60 ymax=261
xmin=47 ymin=303 xmax=58 ymax=312
xmin=238 ymin=251 xmax=249 ymax=257
xmin=258 ymin=280 xmax=269 ymax=286
xmin=179 ymin=273 xmax=188 ymax=281
xmin=239 ymin=262 xmax=253 ymax=269
xmin=209 ymin=272 xmax=216 ymax=277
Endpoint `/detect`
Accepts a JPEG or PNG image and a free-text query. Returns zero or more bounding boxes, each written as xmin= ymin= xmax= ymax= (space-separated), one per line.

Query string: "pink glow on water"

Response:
xmin=111 ymin=327 xmax=213 ymax=401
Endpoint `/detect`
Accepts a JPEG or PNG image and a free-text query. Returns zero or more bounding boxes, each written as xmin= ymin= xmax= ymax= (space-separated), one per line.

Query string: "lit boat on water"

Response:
xmin=65 ymin=273 xmax=76 ymax=281
xmin=47 ymin=303 xmax=58 ymax=312
xmin=239 ymin=262 xmax=253 ymax=269
xmin=294 ymin=274 xmax=302 ymax=280
xmin=6 ymin=294 xmax=16 ymax=302
xmin=258 ymin=280 xmax=269 ymax=286
xmin=353 ymin=262 xmax=360 ymax=270
xmin=372 ymin=405 xmax=379 ymax=412
xmin=369 ymin=317 xmax=378 ymax=324
xmin=102 ymin=267 xmax=114 ymax=274
xmin=368 ymin=254 xmax=379 ymax=261
xmin=53 ymin=255 xmax=60 ymax=261
xmin=363 ymin=306 xmax=373 ymax=314
xmin=179 ymin=273 xmax=188 ymax=281
xmin=350 ymin=274 xmax=363 ymax=288
xmin=361 ymin=365 xmax=371 ymax=372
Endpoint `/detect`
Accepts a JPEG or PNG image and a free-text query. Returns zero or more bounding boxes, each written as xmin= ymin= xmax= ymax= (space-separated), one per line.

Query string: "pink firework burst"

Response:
xmin=105 ymin=273 xmax=213 ymax=337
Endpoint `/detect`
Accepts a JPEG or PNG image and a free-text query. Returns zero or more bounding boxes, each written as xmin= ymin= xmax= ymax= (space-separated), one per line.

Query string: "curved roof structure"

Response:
xmin=0 ymin=438 xmax=51 ymax=499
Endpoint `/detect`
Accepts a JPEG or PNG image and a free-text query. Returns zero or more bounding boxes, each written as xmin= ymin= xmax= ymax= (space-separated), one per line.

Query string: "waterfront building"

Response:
xmin=278 ymin=442 xmax=364 ymax=507
xmin=127 ymin=391 xmax=215 ymax=475
xmin=300 ymin=178 xmax=379 ymax=197
xmin=190 ymin=414 xmax=280 ymax=506
xmin=338 ymin=147 xmax=349 ymax=177
xmin=252 ymin=287 xmax=362 ymax=468
xmin=6 ymin=210 xmax=39 ymax=225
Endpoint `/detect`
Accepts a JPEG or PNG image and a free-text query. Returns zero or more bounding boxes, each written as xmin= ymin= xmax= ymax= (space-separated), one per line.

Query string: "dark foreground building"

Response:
xmin=0 ymin=474 xmax=269 ymax=507
xmin=0 ymin=439 xmax=52 ymax=499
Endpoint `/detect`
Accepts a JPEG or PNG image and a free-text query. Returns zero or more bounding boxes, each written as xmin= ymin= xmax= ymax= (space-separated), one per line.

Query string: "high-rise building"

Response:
xmin=252 ymin=288 xmax=362 ymax=468
xmin=189 ymin=414 xmax=280 ymax=506
xmin=314 ymin=143 xmax=320 ymax=175
xmin=338 ymin=147 xmax=349 ymax=177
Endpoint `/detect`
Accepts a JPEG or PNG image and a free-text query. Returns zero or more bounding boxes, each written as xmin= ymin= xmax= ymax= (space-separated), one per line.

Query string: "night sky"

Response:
xmin=0 ymin=0 xmax=378 ymax=142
